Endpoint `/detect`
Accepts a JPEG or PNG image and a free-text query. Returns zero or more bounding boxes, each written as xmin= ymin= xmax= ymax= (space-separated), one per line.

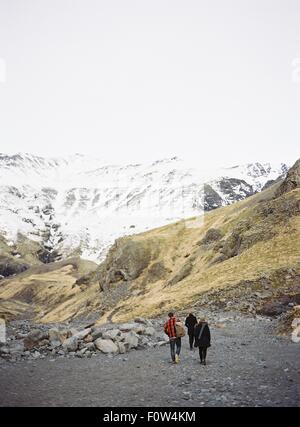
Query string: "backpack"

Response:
xmin=175 ymin=322 xmax=186 ymax=338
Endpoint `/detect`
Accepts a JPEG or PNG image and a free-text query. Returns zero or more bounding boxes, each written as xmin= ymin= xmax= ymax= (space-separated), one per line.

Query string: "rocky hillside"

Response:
xmin=0 ymin=158 xmax=298 ymax=325
xmin=92 ymin=159 xmax=300 ymax=323
xmin=0 ymin=153 xmax=288 ymax=262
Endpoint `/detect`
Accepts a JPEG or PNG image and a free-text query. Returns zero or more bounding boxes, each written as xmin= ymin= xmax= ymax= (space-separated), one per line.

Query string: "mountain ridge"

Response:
xmin=0 ymin=153 xmax=288 ymax=263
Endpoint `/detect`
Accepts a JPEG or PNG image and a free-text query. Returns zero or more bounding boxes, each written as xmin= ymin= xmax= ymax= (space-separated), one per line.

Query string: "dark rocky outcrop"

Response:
xmin=37 ymin=248 xmax=62 ymax=264
xmin=97 ymin=237 xmax=160 ymax=292
xmin=257 ymin=294 xmax=300 ymax=316
xmin=0 ymin=256 xmax=29 ymax=277
xmin=203 ymin=178 xmax=254 ymax=212
xmin=203 ymin=184 xmax=223 ymax=211
xmin=200 ymin=228 xmax=223 ymax=245
xmin=275 ymin=158 xmax=300 ymax=197
xmin=218 ymin=178 xmax=254 ymax=202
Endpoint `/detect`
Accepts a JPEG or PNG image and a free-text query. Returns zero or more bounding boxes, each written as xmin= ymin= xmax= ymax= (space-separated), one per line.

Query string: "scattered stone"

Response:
xmin=8 ymin=340 xmax=24 ymax=355
xmin=0 ymin=346 xmax=10 ymax=355
xmin=24 ymin=329 xmax=48 ymax=350
xmin=94 ymin=338 xmax=119 ymax=354
xmin=62 ymin=336 xmax=78 ymax=352
xmin=254 ymin=291 xmax=272 ymax=300
xmin=117 ymin=342 xmax=126 ymax=354
xmin=84 ymin=334 xmax=93 ymax=343
xmin=134 ymin=317 xmax=148 ymax=325
xmin=32 ymin=351 xmax=41 ymax=359
xmin=119 ymin=323 xmax=139 ymax=332
xmin=69 ymin=328 xmax=80 ymax=336
xmin=138 ymin=336 xmax=150 ymax=347
xmin=133 ymin=325 xmax=146 ymax=334
xmin=91 ymin=328 xmax=103 ymax=341
xmin=49 ymin=328 xmax=69 ymax=348
xmin=72 ymin=328 xmax=92 ymax=340
xmin=102 ymin=329 xmax=121 ymax=341
xmin=144 ymin=327 xmax=156 ymax=336
xmin=123 ymin=331 xmax=139 ymax=349
xmin=84 ymin=342 xmax=95 ymax=351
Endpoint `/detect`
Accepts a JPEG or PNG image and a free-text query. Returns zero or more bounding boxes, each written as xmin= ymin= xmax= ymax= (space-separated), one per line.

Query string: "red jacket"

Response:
xmin=164 ymin=316 xmax=177 ymax=338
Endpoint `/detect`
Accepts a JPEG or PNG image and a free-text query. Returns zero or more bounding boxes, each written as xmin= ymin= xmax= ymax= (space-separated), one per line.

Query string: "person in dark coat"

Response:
xmin=185 ymin=313 xmax=198 ymax=350
xmin=194 ymin=317 xmax=211 ymax=365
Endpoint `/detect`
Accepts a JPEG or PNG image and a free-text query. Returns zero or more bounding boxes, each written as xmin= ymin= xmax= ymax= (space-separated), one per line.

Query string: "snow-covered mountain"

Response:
xmin=0 ymin=153 xmax=288 ymax=261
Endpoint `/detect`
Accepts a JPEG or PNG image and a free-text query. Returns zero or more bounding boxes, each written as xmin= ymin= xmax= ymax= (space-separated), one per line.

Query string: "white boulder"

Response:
xmin=123 ymin=331 xmax=139 ymax=349
xmin=94 ymin=338 xmax=119 ymax=354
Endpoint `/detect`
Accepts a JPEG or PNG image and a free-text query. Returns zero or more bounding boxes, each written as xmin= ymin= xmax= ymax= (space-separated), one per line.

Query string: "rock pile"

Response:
xmin=191 ymin=267 xmax=300 ymax=317
xmin=0 ymin=318 xmax=168 ymax=362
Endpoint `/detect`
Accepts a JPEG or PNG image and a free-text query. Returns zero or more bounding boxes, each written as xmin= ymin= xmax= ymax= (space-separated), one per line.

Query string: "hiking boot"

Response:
xmin=175 ymin=354 xmax=180 ymax=363
xmin=203 ymin=360 xmax=206 ymax=365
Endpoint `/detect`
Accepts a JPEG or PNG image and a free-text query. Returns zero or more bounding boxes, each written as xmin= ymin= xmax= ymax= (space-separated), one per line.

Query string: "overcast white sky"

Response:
xmin=0 ymin=0 xmax=299 ymax=168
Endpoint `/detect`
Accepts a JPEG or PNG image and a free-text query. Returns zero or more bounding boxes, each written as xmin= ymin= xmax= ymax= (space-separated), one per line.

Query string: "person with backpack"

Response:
xmin=194 ymin=317 xmax=211 ymax=365
xmin=164 ymin=312 xmax=185 ymax=364
xmin=185 ymin=313 xmax=198 ymax=350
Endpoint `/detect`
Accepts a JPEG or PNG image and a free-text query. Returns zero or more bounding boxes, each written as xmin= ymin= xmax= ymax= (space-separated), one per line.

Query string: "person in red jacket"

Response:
xmin=164 ymin=312 xmax=181 ymax=364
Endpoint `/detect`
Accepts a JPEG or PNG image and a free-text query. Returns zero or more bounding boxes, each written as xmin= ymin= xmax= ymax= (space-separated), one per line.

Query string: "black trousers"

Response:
xmin=188 ymin=333 xmax=194 ymax=349
xmin=198 ymin=346 xmax=207 ymax=361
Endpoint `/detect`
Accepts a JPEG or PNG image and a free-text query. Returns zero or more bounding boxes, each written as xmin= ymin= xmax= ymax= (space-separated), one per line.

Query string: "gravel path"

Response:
xmin=0 ymin=316 xmax=299 ymax=407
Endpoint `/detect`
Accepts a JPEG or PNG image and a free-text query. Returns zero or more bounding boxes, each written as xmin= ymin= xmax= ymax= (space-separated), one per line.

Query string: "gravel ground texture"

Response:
xmin=0 ymin=315 xmax=299 ymax=407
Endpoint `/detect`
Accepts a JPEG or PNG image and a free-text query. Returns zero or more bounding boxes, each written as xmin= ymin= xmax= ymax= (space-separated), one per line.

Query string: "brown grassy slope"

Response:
xmin=0 ymin=257 xmax=99 ymax=322
xmin=96 ymin=181 xmax=300 ymax=323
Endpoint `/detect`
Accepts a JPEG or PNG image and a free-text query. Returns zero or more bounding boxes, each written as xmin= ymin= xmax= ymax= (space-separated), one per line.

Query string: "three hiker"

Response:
xmin=185 ymin=313 xmax=198 ymax=350
xmin=164 ymin=312 xmax=211 ymax=365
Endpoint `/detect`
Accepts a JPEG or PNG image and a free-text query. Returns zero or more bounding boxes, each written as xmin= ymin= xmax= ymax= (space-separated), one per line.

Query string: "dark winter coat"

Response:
xmin=185 ymin=314 xmax=198 ymax=335
xmin=194 ymin=322 xmax=211 ymax=348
